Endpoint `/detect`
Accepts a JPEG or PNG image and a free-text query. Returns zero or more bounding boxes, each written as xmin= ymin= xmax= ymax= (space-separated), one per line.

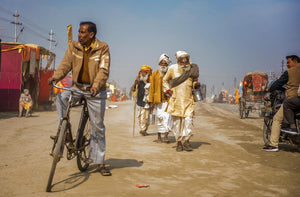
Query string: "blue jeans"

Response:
xmin=56 ymin=87 xmax=107 ymax=164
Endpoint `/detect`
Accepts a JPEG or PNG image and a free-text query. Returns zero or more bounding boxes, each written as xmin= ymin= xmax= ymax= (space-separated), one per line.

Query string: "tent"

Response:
xmin=0 ymin=42 xmax=55 ymax=111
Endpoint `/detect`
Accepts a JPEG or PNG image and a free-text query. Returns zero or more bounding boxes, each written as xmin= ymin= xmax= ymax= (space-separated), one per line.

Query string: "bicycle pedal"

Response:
xmin=84 ymin=158 xmax=93 ymax=164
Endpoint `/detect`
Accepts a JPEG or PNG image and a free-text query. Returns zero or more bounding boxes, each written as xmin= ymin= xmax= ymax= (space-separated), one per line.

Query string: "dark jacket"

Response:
xmin=136 ymin=80 xmax=146 ymax=107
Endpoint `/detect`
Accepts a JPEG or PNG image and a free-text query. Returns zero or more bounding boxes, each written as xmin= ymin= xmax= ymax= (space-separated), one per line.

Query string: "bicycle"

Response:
xmin=46 ymin=82 xmax=93 ymax=192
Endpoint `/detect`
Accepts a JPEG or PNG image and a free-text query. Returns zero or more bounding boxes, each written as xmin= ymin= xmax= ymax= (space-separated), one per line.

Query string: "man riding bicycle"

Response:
xmin=48 ymin=21 xmax=111 ymax=176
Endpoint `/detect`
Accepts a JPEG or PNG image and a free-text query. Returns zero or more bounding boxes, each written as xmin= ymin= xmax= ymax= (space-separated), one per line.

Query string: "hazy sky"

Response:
xmin=1 ymin=0 xmax=300 ymax=96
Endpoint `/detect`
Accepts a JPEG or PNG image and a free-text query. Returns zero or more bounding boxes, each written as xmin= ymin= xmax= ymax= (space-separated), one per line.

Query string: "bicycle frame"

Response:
xmin=50 ymin=82 xmax=92 ymax=158
xmin=47 ymin=82 xmax=93 ymax=192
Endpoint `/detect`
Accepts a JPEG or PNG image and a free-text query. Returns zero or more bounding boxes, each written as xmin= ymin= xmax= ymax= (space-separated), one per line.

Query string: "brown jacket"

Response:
xmin=53 ymin=39 xmax=110 ymax=92
xmin=149 ymin=70 xmax=168 ymax=104
xmin=286 ymin=63 xmax=300 ymax=98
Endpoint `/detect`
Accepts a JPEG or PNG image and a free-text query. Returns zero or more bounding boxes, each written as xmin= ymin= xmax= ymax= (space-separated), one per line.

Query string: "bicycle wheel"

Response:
xmin=239 ymin=102 xmax=244 ymax=119
xmin=245 ymin=110 xmax=250 ymax=118
xmin=76 ymin=118 xmax=91 ymax=172
xmin=46 ymin=120 xmax=67 ymax=192
xmin=263 ymin=117 xmax=272 ymax=145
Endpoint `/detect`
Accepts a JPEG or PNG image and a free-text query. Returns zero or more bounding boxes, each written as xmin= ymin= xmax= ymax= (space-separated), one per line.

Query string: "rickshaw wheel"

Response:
xmin=239 ymin=102 xmax=244 ymax=119
xmin=245 ymin=110 xmax=249 ymax=118
xmin=259 ymin=110 xmax=265 ymax=118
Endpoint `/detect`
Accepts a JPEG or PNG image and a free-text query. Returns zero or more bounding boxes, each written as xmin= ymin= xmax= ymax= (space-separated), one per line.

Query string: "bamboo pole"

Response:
xmin=132 ymin=84 xmax=137 ymax=137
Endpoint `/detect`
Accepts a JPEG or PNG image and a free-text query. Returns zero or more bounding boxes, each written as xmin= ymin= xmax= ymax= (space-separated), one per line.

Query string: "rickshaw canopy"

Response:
xmin=243 ymin=72 xmax=268 ymax=93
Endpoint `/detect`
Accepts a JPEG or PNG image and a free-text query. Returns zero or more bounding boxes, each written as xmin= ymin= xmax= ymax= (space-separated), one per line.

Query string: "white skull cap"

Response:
xmin=175 ymin=51 xmax=190 ymax=59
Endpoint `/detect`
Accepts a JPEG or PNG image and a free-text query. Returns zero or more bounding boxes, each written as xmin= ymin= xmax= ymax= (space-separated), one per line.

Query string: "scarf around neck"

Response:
xmin=169 ymin=63 xmax=199 ymax=89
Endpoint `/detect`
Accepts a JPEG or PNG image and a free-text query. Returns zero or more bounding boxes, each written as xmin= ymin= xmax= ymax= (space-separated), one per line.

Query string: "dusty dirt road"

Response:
xmin=0 ymin=101 xmax=299 ymax=197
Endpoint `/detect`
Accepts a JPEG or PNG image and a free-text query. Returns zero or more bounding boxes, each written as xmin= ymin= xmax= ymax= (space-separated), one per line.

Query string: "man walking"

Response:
xmin=131 ymin=65 xmax=152 ymax=136
xmin=149 ymin=53 xmax=172 ymax=143
xmin=163 ymin=51 xmax=200 ymax=152
xmin=48 ymin=21 xmax=111 ymax=176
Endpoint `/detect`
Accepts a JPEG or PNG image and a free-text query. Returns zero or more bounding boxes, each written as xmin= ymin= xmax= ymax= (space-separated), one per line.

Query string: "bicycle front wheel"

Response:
xmin=77 ymin=118 xmax=91 ymax=172
xmin=46 ymin=120 xmax=67 ymax=192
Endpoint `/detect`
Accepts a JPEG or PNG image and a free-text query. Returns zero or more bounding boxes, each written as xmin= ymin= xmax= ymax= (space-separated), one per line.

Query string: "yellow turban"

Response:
xmin=141 ymin=65 xmax=152 ymax=72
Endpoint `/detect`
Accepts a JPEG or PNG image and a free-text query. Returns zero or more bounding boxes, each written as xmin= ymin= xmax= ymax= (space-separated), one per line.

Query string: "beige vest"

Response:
xmin=286 ymin=63 xmax=300 ymax=98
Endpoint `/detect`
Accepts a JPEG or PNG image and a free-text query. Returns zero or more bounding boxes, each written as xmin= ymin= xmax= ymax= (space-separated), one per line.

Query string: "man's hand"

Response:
xmin=134 ymin=77 xmax=139 ymax=85
xmin=48 ymin=77 xmax=57 ymax=85
xmin=165 ymin=89 xmax=173 ymax=97
xmin=194 ymin=82 xmax=201 ymax=89
xmin=150 ymin=103 xmax=154 ymax=110
xmin=90 ymin=87 xmax=98 ymax=97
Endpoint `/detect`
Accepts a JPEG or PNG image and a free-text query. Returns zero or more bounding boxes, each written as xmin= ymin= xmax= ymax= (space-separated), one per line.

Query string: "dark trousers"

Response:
xmin=283 ymin=96 xmax=300 ymax=125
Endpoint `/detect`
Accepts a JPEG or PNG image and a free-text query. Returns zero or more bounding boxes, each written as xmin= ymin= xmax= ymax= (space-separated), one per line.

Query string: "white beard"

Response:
xmin=159 ymin=66 xmax=168 ymax=77
xmin=159 ymin=66 xmax=168 ymax=73
xmin=140 ymin=74 xmax=149 ymax=83
xmin=178 ymin=63 xmax=191 ymax=71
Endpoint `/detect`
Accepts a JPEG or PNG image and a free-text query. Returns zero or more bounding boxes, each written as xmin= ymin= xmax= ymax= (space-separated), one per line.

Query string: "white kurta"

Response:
xmin=137 ymin=106 xmax=150 ymax=132
xmin=163 ymin=63 xmax=197 ymax=142
xmin=172 ymin=116 xmax=193 ymax=142
xmin=163 ymin=64 xmax=195 ymax=117
xmin=155 ymin=102 xmax=172 ymax=134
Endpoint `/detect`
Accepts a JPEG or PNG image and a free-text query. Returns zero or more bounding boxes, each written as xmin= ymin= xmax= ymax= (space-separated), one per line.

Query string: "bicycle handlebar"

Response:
xmin=52 ymin=81 xmax=93 ymax=96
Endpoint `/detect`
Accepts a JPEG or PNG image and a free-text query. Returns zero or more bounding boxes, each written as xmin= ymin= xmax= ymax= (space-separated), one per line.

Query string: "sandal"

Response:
xmin=183 ymin=141 xmax=193 ymax=151
xmin=176 ymin=142 xmax=183 ymax=152
xmin=163 ymin=138 xmax=170 ymax=144
xmin=99 ymin=166 xmax=112 ymax=176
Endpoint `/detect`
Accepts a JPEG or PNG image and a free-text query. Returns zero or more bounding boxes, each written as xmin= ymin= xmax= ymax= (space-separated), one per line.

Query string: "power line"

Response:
xmin=1 ymin=6 xmax=67 ymax=52
xmin=23 ymin=24 xmax=49 ymax=41
xmin=0 ymin=34 xmax=15 ymax=40
xmin=0 ymin=6 xmax=13 ymax=15
xmin=20 ymin=15 xmax=49 ymax=36
xmin=0 ymin=16 xmax=10 ymax=22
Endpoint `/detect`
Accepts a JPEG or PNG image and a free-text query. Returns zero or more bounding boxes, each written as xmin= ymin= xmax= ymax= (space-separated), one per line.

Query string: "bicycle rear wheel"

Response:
xmin=46 ymin=120 xmax=67 ymax=192
xmin=76 ymin=118 xmax=91 ymax=172
xmin=239 ymin=102 xmax=244 ymax=119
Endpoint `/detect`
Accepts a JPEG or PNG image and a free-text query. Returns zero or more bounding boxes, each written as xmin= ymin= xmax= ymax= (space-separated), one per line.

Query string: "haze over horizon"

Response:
xmin=1 ymin=0 xmax=299 ymax=96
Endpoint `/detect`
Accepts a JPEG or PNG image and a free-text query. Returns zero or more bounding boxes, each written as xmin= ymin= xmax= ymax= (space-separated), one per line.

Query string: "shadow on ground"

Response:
xmin=104 ymin=158 xmax=144 ymax=170
xmin=49 ymin=158 xmax=143 ymax=192
xmin=50 ymin=171 xmax=90 ymax=193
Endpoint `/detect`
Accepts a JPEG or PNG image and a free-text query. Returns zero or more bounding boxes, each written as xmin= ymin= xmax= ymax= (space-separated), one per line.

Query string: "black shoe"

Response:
xmin=281 ymin=128 xmax=297 ymax=135
xmin=262 ymin=145 xmax=278 ymax=152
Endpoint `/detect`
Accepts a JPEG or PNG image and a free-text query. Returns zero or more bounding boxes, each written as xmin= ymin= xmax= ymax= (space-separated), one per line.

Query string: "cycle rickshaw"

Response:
xmin=239 ymin=72 xmax=268 ymax=119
